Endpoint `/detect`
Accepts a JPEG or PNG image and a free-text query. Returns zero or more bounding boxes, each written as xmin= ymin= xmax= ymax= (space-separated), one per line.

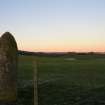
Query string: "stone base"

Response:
xmin=0 ymin=101 xmax=17 ymax=105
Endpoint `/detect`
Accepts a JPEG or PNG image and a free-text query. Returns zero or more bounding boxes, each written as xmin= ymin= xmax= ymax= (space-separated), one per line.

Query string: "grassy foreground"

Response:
xmin=38 ymin=55 xmax=105 ymax=105
xmin=18 ymin=55 xmax=35 ymax=105
xmin=18 ymin=54 xmax=105 ymax=105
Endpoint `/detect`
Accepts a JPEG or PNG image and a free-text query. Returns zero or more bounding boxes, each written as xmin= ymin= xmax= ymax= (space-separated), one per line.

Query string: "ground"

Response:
xmin=18 ymin=54 xmax=105 ymax=105
xmin=18 ymin=55 xmax=34 ymax=105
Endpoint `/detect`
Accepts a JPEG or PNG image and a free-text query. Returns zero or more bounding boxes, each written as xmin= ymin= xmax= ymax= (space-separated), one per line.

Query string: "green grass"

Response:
xmin=17 ymin=54 xmax=105 ymax=105
xmin=18 ymin=55 xmax=35 ymax=105
xmin=37 ymin=55 xmax=105 ymax=105
xmin=18 ymin=55 xmax=35 ymax=80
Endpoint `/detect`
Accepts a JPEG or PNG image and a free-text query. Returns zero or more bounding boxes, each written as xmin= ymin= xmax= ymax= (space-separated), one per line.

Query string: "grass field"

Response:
xmin=18 ymin=54 xmax=105 ymax=105
xmin=18 ymin=55 xmax=35 ymax=105
xmin=37 ymin=54 xmax=105 ymax=105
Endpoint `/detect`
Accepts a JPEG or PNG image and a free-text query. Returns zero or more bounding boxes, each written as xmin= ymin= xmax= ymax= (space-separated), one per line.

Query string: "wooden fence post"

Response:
xmin=34 ymin=61 xmax=38 ymax=105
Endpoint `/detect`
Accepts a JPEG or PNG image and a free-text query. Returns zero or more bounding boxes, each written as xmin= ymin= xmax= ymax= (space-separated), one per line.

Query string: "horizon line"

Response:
xmin=18 ymin=50 xmax=105 ymax=53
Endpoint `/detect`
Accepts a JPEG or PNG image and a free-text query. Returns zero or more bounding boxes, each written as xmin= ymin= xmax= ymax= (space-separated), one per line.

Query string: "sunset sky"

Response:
xmin=0 ymin=0 xmax=105 ymax=52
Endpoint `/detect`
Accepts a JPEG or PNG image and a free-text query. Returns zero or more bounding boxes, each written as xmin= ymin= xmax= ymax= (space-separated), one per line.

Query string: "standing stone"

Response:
xmin=0 ymin=32 xmax=17 ymax=104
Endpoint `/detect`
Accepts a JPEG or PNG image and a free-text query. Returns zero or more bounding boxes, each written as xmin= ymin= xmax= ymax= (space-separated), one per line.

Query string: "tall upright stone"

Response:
xmin=0 ymin=32 xmax=17 ymax=104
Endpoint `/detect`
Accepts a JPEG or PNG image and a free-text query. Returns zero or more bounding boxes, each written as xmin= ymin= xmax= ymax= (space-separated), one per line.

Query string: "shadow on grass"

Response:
xmin=18 ymin=85 xmax=34 ymax=105
xmin=38 ymin=81 xmax=105 ymax=105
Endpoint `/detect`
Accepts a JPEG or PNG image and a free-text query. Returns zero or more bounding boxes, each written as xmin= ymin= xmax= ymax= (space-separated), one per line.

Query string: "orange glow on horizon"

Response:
xmin=19 ymin=46 xmax=105 ymax=52
xmin=18 ymin=39 xmax=105 ymax=52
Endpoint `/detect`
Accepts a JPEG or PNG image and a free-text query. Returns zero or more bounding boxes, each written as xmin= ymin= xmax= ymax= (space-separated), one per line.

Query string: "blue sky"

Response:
xmin=0 ymin=0 xmax=105 ymax=52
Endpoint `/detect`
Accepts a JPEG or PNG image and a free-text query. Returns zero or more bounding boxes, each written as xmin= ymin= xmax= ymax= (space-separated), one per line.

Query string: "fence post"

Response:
xmin=34 ymin=61 xmax=38 ymax=105
xmin=0 ymin=32 xmax=17 ymax=105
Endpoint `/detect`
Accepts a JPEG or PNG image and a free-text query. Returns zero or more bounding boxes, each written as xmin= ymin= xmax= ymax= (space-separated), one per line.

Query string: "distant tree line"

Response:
xmin=18 ymin=50 xmax=105 ymax=57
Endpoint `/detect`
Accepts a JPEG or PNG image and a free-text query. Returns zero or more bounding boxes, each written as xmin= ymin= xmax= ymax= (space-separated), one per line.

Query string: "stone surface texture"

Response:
xmin=0 ymin=32 xmax=17 ymax=103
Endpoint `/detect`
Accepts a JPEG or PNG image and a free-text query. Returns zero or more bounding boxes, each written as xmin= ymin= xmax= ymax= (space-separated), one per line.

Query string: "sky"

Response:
xmin=0 ymin=0 xmax=105 ymax=52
